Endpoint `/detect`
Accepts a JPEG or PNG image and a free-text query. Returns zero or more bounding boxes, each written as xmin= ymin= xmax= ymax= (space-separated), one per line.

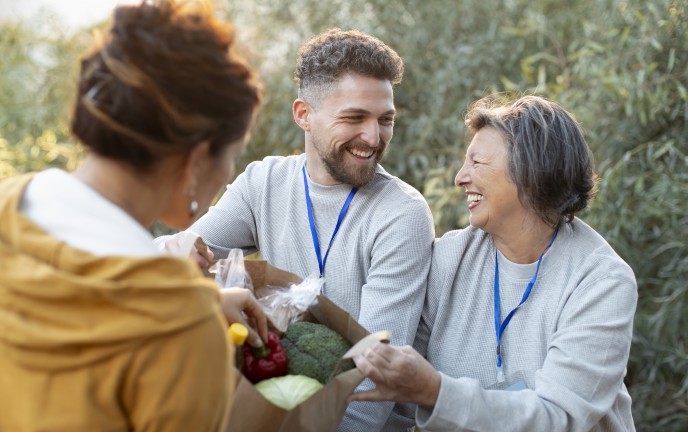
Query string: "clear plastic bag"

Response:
xmin=211 ymin=248 xmax=323 ymax=332
xmin=162 ymin=231 xmax=202 ymax=257
xmin=258 ymin=276 xmax=324 ymax=333
xmin=213 ymin=248 xmax=254 ymax=292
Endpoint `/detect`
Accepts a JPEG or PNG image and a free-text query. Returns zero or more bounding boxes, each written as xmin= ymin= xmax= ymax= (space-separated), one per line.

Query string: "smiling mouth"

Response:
xmin=466 ymin=193 xmax=483 ymax=209
xmin=348 ymin=148 xmax=375 ymax=159
xmin=466 ymin=193 xmax=483 ymax=203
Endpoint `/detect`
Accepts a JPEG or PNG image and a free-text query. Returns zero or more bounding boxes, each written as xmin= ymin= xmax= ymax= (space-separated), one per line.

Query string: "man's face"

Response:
xmin=305 ymin=73 xmax=395 ymax=188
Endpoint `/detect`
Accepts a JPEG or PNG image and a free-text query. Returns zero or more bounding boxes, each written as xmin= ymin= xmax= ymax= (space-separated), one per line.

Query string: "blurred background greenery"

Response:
xmin=1 ymin=0 xmax=686 ymax=429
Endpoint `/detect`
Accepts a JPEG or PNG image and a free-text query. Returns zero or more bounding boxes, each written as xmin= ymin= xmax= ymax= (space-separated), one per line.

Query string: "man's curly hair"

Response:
xmin=294 ymin=28 xmax=403 ymax=106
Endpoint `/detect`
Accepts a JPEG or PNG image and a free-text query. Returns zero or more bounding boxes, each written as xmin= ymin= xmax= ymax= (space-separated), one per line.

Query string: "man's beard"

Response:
xmin=314 ymin=139 xmax=387 ymax=188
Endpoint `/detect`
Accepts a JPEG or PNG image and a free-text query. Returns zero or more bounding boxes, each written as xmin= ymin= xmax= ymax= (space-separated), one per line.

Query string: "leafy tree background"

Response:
xmin=1 ymin=0 xmax=686 ymax=429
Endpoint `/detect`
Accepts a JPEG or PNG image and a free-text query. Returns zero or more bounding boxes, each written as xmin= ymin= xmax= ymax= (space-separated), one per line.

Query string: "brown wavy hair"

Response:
xmin=71 ymin=0 xmax=262 ymax=171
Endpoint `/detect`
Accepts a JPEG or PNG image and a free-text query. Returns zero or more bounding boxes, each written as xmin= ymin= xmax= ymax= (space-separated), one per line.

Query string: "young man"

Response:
xmin=161 ymin=28 xmax=434 ymax=430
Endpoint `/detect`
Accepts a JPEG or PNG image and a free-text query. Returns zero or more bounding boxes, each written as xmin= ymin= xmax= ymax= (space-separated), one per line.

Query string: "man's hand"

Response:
xmin=349 ymin=342 xmax=441 ymax=411
xmin=219 ymin=287 xmax=268 ymax=348
xmin=191 ymin=236 xmax=215 ymax=276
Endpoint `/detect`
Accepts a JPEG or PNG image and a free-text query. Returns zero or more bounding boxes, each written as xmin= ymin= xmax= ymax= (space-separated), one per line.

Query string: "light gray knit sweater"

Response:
xmin=408 ymin=219 xmax=637 ymax=431
xmin=186 ymin=154 xmax=435 ymax=431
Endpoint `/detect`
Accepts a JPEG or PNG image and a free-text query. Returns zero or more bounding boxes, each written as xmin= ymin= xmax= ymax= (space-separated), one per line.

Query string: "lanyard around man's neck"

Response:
xmin=493 ymin=227 xmax=559 ymax=382
xmin=301 ymin=165 xmax=357 ymax=277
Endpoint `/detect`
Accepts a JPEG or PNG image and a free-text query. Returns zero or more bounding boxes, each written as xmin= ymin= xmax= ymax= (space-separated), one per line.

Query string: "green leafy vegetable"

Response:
xmin=280 ymin=321 xmax=354 ymax=384
xmin=254 ymin=375 xmax=323 ymax=410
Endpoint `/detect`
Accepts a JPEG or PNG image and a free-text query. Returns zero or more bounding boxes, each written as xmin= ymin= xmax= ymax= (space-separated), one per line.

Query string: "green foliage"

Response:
xmin=2 ymin=0 xmax=686 ymax=427
xmin=0 ymin=18 xmax=86 ymax=179
xmin=586 ymin=142 xmax=688 ymax=430
xmin=0 ymin=132 xmax=82 ymax=178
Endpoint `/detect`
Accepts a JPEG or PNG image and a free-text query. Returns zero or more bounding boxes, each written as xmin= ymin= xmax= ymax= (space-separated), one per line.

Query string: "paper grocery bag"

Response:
xmin=226 ymin=260 xmax=370 ymax=432
xmin=227 ymin=364 xmax=363 ymax=432
xmin=242 ymin=259 xmax=302 ymax=295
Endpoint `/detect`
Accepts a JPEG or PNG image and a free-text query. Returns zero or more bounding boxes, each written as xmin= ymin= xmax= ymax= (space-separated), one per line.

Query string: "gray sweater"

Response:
xmin=187 ymin=154 xmax=435 ymax=431
xmin=409 ymin=219 xmax=637 ymax=431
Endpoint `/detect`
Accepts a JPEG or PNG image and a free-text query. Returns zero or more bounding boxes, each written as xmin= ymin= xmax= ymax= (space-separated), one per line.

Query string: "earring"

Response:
xmin=189 ymin=199 xmax=199 ymax=216
xmin=188 ymin=178 xmax=198 ymax=217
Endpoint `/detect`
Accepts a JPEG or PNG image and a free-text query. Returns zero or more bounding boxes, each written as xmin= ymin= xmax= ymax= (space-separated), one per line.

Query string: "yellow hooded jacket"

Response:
xmin=0 ymin=174 xmax=234 ymax=431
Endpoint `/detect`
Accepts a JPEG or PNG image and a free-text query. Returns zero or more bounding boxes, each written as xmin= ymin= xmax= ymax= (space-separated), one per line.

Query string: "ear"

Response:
xmin=293 ymin=99 xmax=311 ymax=132
xmin=182 ymin=141 xmax=211 ymax=189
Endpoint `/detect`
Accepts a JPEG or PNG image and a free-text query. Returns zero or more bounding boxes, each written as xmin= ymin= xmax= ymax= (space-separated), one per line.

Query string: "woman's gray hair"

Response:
xmin=465 ymin=95 xmax=598 ymax=226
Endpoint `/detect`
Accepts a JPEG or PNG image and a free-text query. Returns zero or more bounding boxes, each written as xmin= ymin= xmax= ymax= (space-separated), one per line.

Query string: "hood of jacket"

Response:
xmin=0 ymin=174 xmax=224 ymax=371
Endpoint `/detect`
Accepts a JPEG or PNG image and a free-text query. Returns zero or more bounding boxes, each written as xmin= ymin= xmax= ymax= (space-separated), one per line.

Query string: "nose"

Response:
xmin=455 ymin=162 xmax=470 ymax=187
xmin=360 ymin=120 xmax=380 ymax=147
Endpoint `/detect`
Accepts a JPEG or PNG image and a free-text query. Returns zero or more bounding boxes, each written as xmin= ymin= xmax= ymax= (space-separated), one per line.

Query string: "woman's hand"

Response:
xmin=219 ymin=288 xmax=268 ymax=348
xmin=349 ymin=342 xmax=441 ymax=410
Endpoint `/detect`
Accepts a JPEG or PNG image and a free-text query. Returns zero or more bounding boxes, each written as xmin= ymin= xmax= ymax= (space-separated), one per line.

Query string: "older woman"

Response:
xmin=352 ymin=95 xmax=637 ymax=431
xmin=0 ymin=1 xmax=265 ymax=431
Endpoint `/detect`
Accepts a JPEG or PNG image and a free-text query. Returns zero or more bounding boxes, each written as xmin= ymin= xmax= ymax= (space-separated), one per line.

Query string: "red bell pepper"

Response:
xmin=242 ymin=331 xmax=288 ymax=384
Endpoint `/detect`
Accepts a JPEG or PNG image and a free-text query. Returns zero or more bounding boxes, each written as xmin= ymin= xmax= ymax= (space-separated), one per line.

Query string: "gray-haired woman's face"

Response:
xmin=454 ymin=126 xmax=529 ymax=236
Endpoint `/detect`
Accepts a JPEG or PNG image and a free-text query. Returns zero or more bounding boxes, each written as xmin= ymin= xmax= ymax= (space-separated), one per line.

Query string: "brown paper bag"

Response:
xmin=226 ymin=261 xmax=369 ymax=432
xmin=242 ymin=259 xmax=302 ymax=296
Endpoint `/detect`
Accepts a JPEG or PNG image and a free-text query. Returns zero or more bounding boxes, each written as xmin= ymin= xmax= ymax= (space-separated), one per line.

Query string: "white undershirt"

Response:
xmin=20 ymin=169 xmax=160 ymax=257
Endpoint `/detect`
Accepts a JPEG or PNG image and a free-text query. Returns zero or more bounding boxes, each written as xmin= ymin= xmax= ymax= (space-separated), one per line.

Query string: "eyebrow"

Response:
xmin=466 ymin=150 xmax=482 ymax=160
xmin=338 ymin=108 xmax=396 ymax=116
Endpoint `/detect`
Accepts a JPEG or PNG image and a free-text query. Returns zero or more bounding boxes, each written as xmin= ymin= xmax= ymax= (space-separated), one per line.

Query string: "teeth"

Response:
xmin=466 ymin=193 xmax=483 ymax=203
xmin=349 ymin=148 xmax=374 ymax=158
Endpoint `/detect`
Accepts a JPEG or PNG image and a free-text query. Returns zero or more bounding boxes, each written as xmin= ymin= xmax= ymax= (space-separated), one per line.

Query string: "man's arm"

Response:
xmin=189 ymin=171 xmax=259 ymax=259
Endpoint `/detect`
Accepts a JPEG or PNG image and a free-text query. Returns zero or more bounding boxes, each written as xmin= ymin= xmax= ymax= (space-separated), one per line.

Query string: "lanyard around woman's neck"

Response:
xmin=301 ymin=165 xmax=357 ymax=277
xmin=493 ymin=227 xmax=559 ymax=382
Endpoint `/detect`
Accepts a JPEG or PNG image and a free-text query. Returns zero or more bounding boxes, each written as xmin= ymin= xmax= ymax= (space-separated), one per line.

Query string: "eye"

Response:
xmin=343 ymin=116 xmax=364 ymax=122
xmin=379 ymin=117 xmax=394 ymax=126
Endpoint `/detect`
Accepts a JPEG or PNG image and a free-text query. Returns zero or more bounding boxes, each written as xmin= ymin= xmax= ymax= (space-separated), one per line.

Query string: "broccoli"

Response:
xmin=280 ymin=321 xmax=354 ymax=384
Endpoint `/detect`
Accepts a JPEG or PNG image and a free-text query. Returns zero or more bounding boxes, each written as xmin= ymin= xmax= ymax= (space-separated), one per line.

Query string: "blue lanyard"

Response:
xmin=301 ymin=165 xmax=357 ymax=277
xmin=494 ymin=228 xmax=558 ymax=380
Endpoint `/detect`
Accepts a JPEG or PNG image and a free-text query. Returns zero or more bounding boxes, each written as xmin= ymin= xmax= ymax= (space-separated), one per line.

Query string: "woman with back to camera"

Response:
xmin=0 ymin=1 xmax=265 ymax=430
xmin=352 ymin=95 xmax=638 ymax=431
